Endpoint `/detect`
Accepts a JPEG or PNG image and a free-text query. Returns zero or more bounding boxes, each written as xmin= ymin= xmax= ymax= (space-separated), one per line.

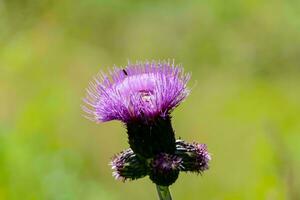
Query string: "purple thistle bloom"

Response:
xmin=82 ymin=61 xmax=190 ymax=123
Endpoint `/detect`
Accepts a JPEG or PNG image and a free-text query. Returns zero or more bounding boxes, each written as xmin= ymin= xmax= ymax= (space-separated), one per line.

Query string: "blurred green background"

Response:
xmin=0 ymin=0 xmax=300 ymax=199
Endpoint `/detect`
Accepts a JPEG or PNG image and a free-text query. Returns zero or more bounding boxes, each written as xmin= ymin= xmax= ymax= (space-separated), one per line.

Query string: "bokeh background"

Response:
xmin=1 ymin=0 xmax=300 ymax=199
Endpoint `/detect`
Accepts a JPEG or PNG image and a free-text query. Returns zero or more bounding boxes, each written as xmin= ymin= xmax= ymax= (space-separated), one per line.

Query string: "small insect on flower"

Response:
xmin=122 ymin=69 xmax=128 ymax=76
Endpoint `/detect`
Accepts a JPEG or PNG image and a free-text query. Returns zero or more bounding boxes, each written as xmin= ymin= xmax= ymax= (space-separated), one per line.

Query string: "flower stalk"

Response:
xmin=156 ymin=185 xmax=172 ymax=200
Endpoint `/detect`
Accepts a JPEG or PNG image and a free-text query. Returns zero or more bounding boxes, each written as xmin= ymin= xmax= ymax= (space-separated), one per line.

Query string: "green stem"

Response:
xmin=156 ymin=185 xmax=172 ymax=200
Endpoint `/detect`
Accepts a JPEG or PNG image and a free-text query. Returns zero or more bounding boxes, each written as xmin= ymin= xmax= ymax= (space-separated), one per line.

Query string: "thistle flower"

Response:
xmin=82 ymin=60 xmax=211 ymax=200
xmin=83 ymin=61 xmax=190 ymax=123
xmin=83 ymin=61 xmax=190 ymax=159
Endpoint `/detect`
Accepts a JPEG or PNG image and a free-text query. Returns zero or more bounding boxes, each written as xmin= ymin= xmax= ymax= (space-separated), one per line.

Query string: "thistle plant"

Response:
xmin=82 ymin=61 xmax=211 ymax=200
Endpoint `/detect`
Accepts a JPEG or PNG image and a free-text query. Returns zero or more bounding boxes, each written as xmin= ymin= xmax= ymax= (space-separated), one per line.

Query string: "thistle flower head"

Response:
xmin=83 ymin=61 xmax=190 ymax=123
xmin=150 ymin=153 xmax=182 ymax=186
xmin=175 ymin=140 xmax=211 ymax=173
xmin=111 ymin=149 xmax=148 ymax=181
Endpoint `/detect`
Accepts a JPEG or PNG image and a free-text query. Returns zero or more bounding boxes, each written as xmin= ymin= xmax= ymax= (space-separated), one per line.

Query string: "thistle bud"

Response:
xmin=175 ymin=140 xmax=211 ymax=173
xmin=149 ymin=153 xmax=182 ymax=186
xmin=111 ymin=149 xmax=149 ymax=181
